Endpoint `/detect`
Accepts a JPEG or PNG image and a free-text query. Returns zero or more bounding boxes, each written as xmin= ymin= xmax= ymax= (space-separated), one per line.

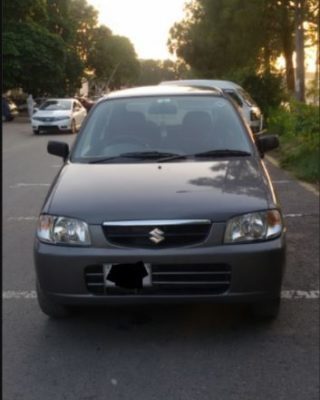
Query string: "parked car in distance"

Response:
xmin=31 ymin=98 xmax=87 ymax=134
xmin=160 ymin=79 xmax=264 ymax=134
xmin=2 ymin=96 xmax=19 ymax=121
xmin=34 ymin=85 xmax=285 ymax=320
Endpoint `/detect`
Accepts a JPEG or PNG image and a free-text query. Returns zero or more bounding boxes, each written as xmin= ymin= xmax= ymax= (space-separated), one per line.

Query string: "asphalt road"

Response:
xmin=3 ymin=119 xmax=319 ymax=400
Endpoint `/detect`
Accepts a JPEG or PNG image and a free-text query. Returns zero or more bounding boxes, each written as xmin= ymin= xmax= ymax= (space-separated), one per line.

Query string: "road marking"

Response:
xmin=7 ymin=217 xmax=38 ymax=221
xmin=284 ymin=213 xmax=319 ymax=218
xmin=2 ymin=290 xmax=319 ymax=300
xmin=10 ymin=183 xmax=50 ymax=188
xmin=3 ymin=291 xmax=37 ymax=299
xmin=281 ymin=290 xmax=320 ymax=299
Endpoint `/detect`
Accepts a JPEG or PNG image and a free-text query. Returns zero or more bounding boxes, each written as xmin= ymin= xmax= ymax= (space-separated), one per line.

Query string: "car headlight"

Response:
xmin=37 ymin=215 xmax=91 ymax=246
xmin=224 ymin=210 xmax=283 ymax=243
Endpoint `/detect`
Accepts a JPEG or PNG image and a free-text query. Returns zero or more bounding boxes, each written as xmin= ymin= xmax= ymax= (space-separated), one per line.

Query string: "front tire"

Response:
xmin=36 ymin=280 xmax=71 ymax=318
xmin=33 ymin=129 xmax=39 ymax=135
xmin=251 ymin=298 xmax=281 ymax=320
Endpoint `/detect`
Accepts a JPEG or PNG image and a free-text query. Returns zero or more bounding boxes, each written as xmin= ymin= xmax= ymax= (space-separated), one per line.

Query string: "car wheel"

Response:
xmin=251 ymin=298 xmax=281 ymax=320
xmin=33 ymin=129 xmax=39 ymax=135
xmin=70 ymin=119 xmax=77 ymax=134
xmin=36 ymin=280 xmax=71 ymax=318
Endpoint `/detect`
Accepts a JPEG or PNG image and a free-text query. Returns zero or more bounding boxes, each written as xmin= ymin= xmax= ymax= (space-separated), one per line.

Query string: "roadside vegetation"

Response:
xmin=268 ymin=100 xmax=319 ymax=183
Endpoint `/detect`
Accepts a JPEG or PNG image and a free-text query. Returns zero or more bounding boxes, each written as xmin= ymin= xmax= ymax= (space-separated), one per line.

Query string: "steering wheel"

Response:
xmin=107 ymin=134 xmax=147 ymax=147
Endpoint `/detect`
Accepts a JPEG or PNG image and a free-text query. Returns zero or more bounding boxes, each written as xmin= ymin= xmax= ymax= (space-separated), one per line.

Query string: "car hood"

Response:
xmin=44 ymin=159 xmax=274 ymax=224
xmin=33 ymin=110 xmax=71 ymax=118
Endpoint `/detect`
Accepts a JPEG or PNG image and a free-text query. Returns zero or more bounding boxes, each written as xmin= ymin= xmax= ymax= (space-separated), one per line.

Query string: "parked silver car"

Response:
xmin=160 ymin=80 xmax=264 ymax=134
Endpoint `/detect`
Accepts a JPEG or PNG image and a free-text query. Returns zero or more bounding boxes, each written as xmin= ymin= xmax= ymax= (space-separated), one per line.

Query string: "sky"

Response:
xmin=87 ymin=0 xmax=187 ymax=60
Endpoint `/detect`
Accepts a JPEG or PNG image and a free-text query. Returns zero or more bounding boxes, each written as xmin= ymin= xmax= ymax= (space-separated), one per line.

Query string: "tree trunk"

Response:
xmin=295 ymin=0 xmax=305 ymax=102
xmin=283 ymin=47 xmax=295 ymax=93
xmin=279 ymin=0 xmax=295 ymax=93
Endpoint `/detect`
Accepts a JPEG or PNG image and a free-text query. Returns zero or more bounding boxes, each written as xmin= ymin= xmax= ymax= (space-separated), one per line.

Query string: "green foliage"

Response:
xmin=168 ymin=0 xmax=274 ymax=77
xmin=88 ymin=29 xmax=140 ymax=89
xmin=168 ymin=0 xmax=317 ymax=94
xmin=3 ymin=0 xmax=139 ymax=95
xmin=3 ymin=0 xmax=48 ymax=26
xmin=239 ymin=72 xmax=287 ymax=116
xmin=3 ymin=23 xmax=65 ymax=96
xmin=137 ymin=59 xmax=192 ymax=85
xmin=268 ymin=101 xmax=320 ymax=182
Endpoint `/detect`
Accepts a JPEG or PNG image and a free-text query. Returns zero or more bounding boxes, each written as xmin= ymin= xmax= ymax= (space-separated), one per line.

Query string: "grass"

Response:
xmin=267 ymin=101 xmax=320 ymax=184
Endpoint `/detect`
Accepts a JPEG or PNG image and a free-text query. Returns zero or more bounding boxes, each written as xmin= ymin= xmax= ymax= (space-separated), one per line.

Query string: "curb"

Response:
xmin=266 ymin=155 xmax=319 ymax=197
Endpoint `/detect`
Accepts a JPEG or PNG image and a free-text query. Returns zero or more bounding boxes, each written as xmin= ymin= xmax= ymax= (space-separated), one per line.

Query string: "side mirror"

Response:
xmin=47 ymin=141 xmax=69 ymax=160
xmin=256 ymin=134 xmax=279 ymax=155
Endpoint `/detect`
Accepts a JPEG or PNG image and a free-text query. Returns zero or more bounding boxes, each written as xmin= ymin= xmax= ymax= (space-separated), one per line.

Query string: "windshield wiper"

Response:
xmin=89 ymin=149 xmax=251 ymax=164
xmin=119 ymin=151 xmax=181 ymax=159
xmin=88 ymin=151 xmax=180 ymax=164
xmin=192 ymin=149 xmax=251 ymax=158
xmin=159 ymin=149 xmax=251 ymax=163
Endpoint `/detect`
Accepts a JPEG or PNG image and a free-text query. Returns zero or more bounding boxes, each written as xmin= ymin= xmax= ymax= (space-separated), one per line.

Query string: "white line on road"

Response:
xmin=2 ymin=290 xmax=319 ymax=300
xmin=7 ymin=217 xmax=38 ymax=221
xmin=284 ymin=213 xmax=319 ymax=218
xmin=281 ymin=290 xmax=320 ymax=299
xmin=3 ymin=291 xmax=37 ymax=299
xmin=10 ymin=183 xmax=50 ymax=188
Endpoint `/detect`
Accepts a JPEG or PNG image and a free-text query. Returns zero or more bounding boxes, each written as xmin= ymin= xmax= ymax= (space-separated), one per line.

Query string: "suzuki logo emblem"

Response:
xmin=149 ymin=228 xmax=165 ymax=244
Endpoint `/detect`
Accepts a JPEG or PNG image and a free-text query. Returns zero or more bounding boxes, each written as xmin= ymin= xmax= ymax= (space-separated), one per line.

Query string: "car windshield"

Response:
xmin=71 ymin=95 xmax=252 ymax=163
xmin=39 ymin=100 xmax=72 ymax=111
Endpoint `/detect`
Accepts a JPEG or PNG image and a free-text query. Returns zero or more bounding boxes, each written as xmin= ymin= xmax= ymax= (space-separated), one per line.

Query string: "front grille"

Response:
xmin=151 ymin=263 xmax=230 ymax=294
xmin=37 ymin=117 xmax=56 ymax=122
xmin=38 ymin=125 xmax=60 ymax=132
xmin=102 ymin=220 xmax=211 ymax=248
xmin=84 ymin=263 xmax=231 ymax=295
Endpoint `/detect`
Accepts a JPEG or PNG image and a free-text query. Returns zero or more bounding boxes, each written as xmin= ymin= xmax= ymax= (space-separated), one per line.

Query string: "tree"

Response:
xmin=168 ymin=0 xmax=317 ymax=98
xmin=3 ymin=0 xmax=99 ymax=95
xmin=88 ymin=28 xmax=140 ymax=90
xmin=3 ymin=22 xmax=65 ymax=95
xmin=168 ymin=0 xmax=269 ymax=78
xmin=137 ymin=59 xmax=192 ymax=85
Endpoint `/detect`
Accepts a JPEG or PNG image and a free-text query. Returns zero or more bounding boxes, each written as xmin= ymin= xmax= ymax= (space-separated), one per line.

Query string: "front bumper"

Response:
xmin=34 ymin=233 xmax=286 ymax=305
xmin=32 ymin=119 xmax=71 ymax=132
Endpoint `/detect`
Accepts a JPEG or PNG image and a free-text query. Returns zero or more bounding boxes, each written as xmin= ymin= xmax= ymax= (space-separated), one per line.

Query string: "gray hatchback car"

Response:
xmin=34 ymin=85 xmax=286 ymax=319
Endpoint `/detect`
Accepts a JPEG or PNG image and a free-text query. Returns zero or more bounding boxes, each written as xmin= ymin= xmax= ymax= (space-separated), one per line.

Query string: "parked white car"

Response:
xmin=31 ymin=98 xmax=87 ymax=135
xmin=160 ymin=80 xmax=263 ymax=134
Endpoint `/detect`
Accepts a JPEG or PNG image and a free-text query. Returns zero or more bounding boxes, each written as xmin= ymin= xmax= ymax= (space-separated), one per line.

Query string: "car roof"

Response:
xmin=160 ymin=79 xmax=242 ymax=90
xmin=102 ymin=85 xmax=223 ymax=101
